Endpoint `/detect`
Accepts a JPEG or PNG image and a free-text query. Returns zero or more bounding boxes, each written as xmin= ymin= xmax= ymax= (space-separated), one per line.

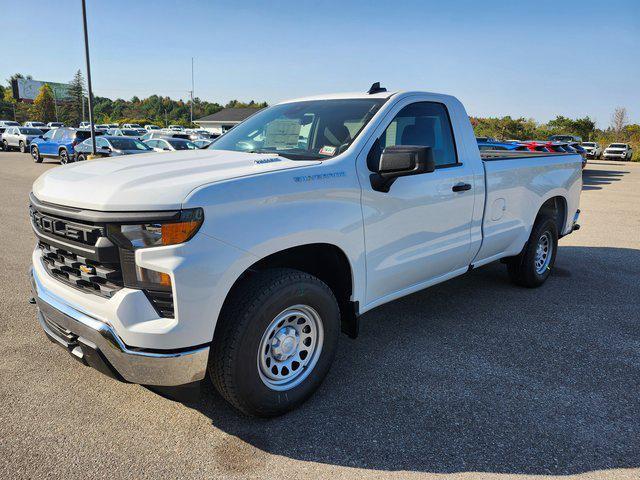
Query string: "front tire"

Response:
xmin=209 ymin=268 xmax=340 ymax=417
xmin=19 ymin=141 xmax=26 ymax=153
xmin=76 ymin=153 xmax=86 ymax=162
xmin=506 ymin=217 xmax=558 ymax=288
xmin=2 ymin=140 xmax=9 ymax=151
xmin=31 ymin=146 xmax=43 ymax=163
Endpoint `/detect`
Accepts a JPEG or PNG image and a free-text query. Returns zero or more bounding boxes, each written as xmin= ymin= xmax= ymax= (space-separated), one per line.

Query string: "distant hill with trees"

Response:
xmin=0 ymin=71 xmax=267 ymax=128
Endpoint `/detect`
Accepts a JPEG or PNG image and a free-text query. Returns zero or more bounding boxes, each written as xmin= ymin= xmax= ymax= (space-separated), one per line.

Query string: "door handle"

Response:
xmin=452 ymin=182 xmax=472 ymax=192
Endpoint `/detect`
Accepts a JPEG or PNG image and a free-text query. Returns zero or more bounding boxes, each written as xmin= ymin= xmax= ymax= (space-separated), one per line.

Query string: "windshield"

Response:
xmin=208 ymin=99 xmax=386 ymax=160
xmin=169 ymin=140 xmax=198 ymax=150
xmin=110 ymin=138 xmax=149 ymax=150
xmin=20 ymin=128 xmax=43 ymax=135
xmin=121 ymin=129 xmax=139 ymax=136
xmin=610 ymin=144 xmax=626 ymax=148
xmin=4 ymin=121 xmax=19 ymax=126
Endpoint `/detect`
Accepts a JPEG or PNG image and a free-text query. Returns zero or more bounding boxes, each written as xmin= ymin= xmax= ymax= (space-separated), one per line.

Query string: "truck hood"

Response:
xmin=33 ymin=149 xmax=320 ymax=211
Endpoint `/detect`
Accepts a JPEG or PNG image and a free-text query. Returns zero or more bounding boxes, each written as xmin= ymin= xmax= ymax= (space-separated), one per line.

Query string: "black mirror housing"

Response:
xmin=370 ymin=145 xmax=435 ymax=192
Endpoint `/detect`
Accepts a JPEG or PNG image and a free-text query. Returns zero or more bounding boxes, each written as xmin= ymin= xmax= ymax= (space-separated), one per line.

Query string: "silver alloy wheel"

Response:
xmin=535 ymin=231 xmax=553 ymax=275
xmin=257 ymin=304 xmax=324 ymax=391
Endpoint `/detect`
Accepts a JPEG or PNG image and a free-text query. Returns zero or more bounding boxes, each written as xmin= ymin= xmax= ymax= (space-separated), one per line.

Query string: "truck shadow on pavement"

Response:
xmin=183 ymin=245 xmax=640 ymax=475
xmin=582 ymin=168 xmax=630 ymax=190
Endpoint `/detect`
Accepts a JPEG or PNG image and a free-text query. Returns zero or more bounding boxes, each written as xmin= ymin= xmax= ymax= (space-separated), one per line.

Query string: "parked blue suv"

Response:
xmin=30 ymin=128 xmax=102 ymax=164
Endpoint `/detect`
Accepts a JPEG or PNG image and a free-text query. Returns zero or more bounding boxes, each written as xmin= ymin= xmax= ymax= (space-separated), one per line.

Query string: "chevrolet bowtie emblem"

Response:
xmin=79 ymin=265 xmax=94 ymax=274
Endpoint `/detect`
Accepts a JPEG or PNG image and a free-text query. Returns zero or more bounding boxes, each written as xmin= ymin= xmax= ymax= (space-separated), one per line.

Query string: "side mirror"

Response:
xmin=369 ymin=145 xmax=435 ymax=192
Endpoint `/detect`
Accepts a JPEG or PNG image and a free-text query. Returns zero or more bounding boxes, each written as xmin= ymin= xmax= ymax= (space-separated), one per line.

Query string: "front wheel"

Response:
xmin=31 ymin=146 xmax=43 ymax=163
xmin=76 ymin=153 xmax=86 ymax=162
xmin=2 ymin=140 xmax=9 ymax=151
xmin=19 ymin=141 xmax=26 ymax=153
xmin=506 ymin=217 xmax=558 ymax=288
xmin=209 ymin=268 xmax=340 ymax=417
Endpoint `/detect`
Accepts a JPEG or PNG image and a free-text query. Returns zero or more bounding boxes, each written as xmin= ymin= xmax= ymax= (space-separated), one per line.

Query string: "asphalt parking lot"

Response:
xmin=0 ymin=152 xmax=639 ymax=480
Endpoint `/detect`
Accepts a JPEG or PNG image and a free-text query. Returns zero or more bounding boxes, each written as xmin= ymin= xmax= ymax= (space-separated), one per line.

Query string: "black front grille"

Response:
xmin=31 ymin=198 xmax=175 ymax=317
xmin=40 ymin=242 xmax=123 ymax=297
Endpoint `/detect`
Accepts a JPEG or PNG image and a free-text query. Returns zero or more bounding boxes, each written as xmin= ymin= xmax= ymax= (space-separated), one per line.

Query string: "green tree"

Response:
xmin=31 ymin=84 xmax=57 ymax=122
xmin=61 ymin=70 xmax=86 ymax=126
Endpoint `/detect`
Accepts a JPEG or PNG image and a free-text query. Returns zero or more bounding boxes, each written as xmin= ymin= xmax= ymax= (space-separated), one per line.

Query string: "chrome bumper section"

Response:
xmin=30 ymin=268 xmax=209 ymax=386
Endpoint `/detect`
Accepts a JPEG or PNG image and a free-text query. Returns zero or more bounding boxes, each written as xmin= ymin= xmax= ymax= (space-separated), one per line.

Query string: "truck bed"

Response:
xmin=471 ymin=151 xmax=583 ymax=267
xmin=480 ymin=150 xmax=573 ymax=161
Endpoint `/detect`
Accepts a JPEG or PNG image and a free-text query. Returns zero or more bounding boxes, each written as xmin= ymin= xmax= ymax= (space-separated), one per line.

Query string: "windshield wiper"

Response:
xmin=247 ymin=149 xmax=320 ymax=161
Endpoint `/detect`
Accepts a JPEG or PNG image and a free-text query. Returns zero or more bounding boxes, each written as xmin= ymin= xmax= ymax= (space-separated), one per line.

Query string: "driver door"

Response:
xmin=358 ymin=99 xmax=478 ymax=307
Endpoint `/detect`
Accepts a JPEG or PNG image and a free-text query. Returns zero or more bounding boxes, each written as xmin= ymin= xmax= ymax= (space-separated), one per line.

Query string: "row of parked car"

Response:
xmin=477 ymin=135 xmax=634 ymax=165
xmin=0 ymin=119 xmax=219 ymax=163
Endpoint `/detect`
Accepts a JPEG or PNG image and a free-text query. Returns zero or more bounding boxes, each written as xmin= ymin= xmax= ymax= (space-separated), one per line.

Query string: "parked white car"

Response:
xmin=581 ymin=142 xmax=602 ymax=159
xmin=603 ymin=143 xmax=633 ymax=161
xmin=2 ymin=126 xmax=44 ymax=153
xmin=168 ymin=124 xmax=185 ymax=131
xmin=29 ymin=87 xmax=582 ymax=417
xmin=47 ymin=122 xmax=65 ymax=128
xmin=24 ymin=121 xmax=48 ymax=129
xmin=122 ymin=123 xmax=143 ymax=129
xmin=0 ymin=120 xmax=20 ymax=128
xmin=144 ymin=124 xmax=161 ymax=131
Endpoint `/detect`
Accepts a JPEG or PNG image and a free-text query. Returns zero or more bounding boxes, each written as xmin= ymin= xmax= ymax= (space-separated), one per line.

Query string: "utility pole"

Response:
xmin=190 ymin=57 xmax=194 ymax=127
xmin=81 ymin=0 xmax=96 ymax=155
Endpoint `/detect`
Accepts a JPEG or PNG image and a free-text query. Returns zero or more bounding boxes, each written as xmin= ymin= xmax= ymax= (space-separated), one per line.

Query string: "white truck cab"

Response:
xmin=29 ymin=86 xmax=582 ymax=416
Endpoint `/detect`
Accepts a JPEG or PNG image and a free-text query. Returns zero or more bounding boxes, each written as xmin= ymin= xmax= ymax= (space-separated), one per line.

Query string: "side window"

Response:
xmin=96 ymin=137 xmax=108 ymax=148
xmin=53 ymin=129 xmax=65 ymax=141
xmin=43 ymin=129 xmax=55 ymax=140
xmin=378 ymin=102 xmax=458 ymax=167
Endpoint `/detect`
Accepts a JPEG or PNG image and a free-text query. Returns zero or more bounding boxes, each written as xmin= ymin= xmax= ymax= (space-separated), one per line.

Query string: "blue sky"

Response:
xmin=2 ymin=0 xmax=639 ymax=125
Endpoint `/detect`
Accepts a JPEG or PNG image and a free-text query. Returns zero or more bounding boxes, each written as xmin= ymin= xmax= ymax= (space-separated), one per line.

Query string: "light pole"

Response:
xmin=190 ymin=57 xmax=194 ymax=127
xmin=81 ymin=0 xmax=96 ymax=155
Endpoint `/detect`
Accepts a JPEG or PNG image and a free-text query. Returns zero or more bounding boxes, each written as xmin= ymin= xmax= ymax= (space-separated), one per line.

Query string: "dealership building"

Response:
xmin=194 ymin=108 xmax=262 ymax=135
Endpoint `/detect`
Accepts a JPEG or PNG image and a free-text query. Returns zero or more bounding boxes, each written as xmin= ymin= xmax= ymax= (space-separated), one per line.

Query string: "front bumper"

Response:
xmin=30 ymin=267 xmax=209 ymax=386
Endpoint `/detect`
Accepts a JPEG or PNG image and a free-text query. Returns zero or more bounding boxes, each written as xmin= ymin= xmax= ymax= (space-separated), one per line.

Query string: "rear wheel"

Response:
xmin=2 ymin=140 xmax=9 ymax=151
xmin=506 ymin=217 xmax=558 ymax=288
xmin=31 ymin=146 xmax=43 ymax=163
xmin=19 ymin=141 xmax=26 ymax=153
xmin=76 ymin=153 xmax=87 ymax=162
xmin=209 ymin=268 xmax=340 ymax=417
xmin=59 ymin=149 xmax=69 ymax=164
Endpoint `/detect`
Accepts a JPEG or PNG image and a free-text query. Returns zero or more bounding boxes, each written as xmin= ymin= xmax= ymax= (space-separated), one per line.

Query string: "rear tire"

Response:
xmin=31 ymin=146 xmax=43 ymax=163
xmin=59 ymin=149 xmax=69 ymax=164
xmin=506 ymin=217 xmax=558 ymax=288
xmin=76 ymin=153 xmax=86 ymax=162
xmin=209 ymin=268 xmax=340 ymax=417
xmin=2 ymin=140 xmax=9 ymax=151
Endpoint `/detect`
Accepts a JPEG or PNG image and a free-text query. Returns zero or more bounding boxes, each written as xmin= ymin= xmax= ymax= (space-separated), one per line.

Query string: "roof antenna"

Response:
xmin=367 ymin=82 xmax=387 ymax=94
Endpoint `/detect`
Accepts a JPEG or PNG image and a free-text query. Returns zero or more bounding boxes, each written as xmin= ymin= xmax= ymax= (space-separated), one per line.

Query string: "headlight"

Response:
xmin=107 ymin=208 xmax=204 ymax=250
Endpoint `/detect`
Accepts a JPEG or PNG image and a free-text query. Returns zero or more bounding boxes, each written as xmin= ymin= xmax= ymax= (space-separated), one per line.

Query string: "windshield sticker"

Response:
xmin=263 ymin=119 xmax=301 ymax=149
xmin=319 ymin=146 xmax=336 ymax=156
xmin=294 ymin=171 xmax=346 ymax=183
xmin=254 ymin=157 xmax=282 ymax=165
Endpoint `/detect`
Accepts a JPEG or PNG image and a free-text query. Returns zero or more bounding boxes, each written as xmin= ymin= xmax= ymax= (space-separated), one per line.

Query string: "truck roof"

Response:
xmin=278 ymin=90 xmax=458 ymax=105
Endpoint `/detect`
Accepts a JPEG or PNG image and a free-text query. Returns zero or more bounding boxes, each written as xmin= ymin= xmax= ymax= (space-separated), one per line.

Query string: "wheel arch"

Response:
xmin=218 ymin=243 xmax=359 ymax=339
xmin=536 ymin=195 xmax=567 ymax=235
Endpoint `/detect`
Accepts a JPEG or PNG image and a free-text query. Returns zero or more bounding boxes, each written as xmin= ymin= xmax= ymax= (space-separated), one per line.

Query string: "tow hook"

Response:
xmin=29 ymin=297 xmax=36 ymax=304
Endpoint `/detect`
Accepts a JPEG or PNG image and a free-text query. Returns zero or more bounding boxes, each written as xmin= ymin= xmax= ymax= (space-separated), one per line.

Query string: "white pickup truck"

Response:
xmin=29 ymin=86 xmax=582 ymax=416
